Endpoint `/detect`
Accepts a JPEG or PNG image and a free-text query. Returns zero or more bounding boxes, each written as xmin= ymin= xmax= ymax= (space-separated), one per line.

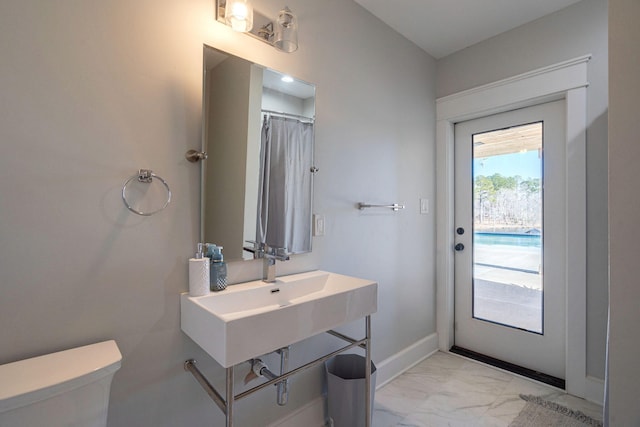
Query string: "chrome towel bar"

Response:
xmin=357 ymin=202 xmax=405 ymax=211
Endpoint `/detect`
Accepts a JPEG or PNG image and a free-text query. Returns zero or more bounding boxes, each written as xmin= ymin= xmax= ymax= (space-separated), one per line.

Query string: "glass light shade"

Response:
xmin=225 ymin=0 xmax=253 ymax=33
xmin=273 ymin=6 xmax=298 ymax=53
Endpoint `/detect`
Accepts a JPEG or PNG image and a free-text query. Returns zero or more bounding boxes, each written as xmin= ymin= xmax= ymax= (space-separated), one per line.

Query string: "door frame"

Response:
xmin=435 ymin=55 xmax=591 ymax=398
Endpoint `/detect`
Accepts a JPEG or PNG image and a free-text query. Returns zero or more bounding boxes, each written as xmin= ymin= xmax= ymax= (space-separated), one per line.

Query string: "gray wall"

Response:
xmin=607 ymin=0 xmax=640 ymax=423
xmin=0 ymin=0 xmax=435 ymax=426
xmin=436 ymin=0 xmax=608 ymax=379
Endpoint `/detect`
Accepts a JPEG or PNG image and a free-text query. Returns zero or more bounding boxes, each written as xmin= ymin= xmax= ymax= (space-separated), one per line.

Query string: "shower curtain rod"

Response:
xmin=262 ymin=109 xmax=314 ymax=123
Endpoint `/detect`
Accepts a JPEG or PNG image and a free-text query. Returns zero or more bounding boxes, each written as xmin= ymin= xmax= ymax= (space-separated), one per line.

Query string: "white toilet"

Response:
xmin=0 ymin=340 xmax=121 ymax=427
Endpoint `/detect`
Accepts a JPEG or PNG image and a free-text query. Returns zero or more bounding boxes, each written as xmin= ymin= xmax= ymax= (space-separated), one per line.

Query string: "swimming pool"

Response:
xmin=474 ymin=232 xmax=541 ymax=247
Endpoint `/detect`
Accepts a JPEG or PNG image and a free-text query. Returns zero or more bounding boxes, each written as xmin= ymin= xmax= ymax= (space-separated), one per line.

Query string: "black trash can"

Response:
xmin=325 ymin=354 xmax=377 ymax=427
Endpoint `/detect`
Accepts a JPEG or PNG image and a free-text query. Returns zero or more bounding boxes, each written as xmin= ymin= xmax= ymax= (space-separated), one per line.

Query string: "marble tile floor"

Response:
xmin=373 ymin=351 xmax=603 ymax=427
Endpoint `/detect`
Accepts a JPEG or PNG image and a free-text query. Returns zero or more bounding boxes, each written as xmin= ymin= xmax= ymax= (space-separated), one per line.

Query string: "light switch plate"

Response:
xmin=313 ymin=214 xmax=325 ymax=236
xmin=420 ymin=198 xmax=429 ymax=214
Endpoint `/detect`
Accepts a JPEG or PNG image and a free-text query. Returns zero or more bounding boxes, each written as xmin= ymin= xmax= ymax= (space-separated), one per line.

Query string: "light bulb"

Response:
xmin=225 ymin=0 xmax=253 ymax=32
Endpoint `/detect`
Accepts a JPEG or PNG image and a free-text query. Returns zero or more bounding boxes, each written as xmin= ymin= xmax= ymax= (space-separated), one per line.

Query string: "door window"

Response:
xmin=472 ymin=122 xmax=543 ymax=333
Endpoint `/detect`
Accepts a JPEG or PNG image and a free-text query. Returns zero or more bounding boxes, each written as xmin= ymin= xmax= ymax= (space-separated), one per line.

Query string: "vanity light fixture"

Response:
xmin=216 ymin=1 xmax=299 ymax=53
xmin=281 ymin=75 xmax=294 ymax=83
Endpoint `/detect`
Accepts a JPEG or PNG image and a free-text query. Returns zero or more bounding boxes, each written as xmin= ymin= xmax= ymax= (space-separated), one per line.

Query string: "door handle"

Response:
xmin=454 ymin=243 xmax=465 ymax=251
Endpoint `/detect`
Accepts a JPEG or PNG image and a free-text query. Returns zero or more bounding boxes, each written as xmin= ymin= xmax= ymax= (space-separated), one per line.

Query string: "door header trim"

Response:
xmin=436 ymin=55 xmax=591 ymax=123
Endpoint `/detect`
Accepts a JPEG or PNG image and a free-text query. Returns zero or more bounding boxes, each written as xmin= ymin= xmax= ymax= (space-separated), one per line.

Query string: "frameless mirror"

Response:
xmin=201 ymin=45 xmax=316 ymax=262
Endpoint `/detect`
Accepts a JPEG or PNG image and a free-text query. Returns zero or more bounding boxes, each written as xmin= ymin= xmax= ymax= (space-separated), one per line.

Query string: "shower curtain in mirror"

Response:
xmin=257 ymin=115 xmax=314 ymax=253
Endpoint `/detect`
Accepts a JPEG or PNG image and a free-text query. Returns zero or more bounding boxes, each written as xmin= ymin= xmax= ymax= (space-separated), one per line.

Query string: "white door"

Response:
xmin=453 ymin=100 xmax=566 ymax=380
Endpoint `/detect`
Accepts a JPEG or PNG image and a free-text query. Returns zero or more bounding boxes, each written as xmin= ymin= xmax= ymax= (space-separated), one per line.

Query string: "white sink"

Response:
xmin=180 ymin=270 xmax=377 ymax=368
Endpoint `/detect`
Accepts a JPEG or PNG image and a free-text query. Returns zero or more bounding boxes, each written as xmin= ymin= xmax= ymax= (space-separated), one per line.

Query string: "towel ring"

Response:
xmin=122 ymin=169 xmax=171 ymax=216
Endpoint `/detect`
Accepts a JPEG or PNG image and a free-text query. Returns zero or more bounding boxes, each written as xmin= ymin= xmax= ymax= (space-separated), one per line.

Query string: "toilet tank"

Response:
xmin=0 ymin=340 xmax=121 ymax=427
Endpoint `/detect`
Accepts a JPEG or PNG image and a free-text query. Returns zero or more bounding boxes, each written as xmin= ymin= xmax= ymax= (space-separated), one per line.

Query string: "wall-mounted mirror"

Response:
xmin=201 ymin=44 xmax=316 ymax=263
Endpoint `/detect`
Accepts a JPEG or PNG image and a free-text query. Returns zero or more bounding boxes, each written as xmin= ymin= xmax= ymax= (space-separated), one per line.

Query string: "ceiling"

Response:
xmin=473 ymin=122 xmax=542 ymax=158
xmin=263 ymin=69 xmax=315 ymax=100
xmin=354 ymin=0 xmax=584 ymax=59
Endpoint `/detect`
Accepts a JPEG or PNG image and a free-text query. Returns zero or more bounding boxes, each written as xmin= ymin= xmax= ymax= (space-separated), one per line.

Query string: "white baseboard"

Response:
xmin=375 ymin=333 xmax=439 ymax=389
xmin=268 ymin=333 xmax=439 ymax=427
xmin=585 ymin=375 xmax=605 ymax=405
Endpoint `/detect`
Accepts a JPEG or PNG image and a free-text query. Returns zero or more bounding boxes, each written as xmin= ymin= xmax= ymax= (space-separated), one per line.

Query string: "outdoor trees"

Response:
xmin=474 ymin=173 xmax=541 ymax=228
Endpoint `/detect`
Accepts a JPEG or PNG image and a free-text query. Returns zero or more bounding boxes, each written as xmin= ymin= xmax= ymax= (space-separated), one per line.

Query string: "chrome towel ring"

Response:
xmin=122 ymin=169 xmax=171 ymax=216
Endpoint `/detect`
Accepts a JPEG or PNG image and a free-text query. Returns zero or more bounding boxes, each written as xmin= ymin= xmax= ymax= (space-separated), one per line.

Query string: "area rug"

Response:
xmin=509 ymin=394 xmax=603 ymax=427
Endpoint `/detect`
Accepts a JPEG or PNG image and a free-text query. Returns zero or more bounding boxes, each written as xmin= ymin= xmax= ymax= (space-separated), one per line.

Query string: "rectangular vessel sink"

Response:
xmin=180 ymin=270 xmax=377 ymax=367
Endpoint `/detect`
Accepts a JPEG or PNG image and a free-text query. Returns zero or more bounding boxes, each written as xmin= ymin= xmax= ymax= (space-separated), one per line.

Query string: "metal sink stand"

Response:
xmin=185 ymin=315 xmax=372 ymax=427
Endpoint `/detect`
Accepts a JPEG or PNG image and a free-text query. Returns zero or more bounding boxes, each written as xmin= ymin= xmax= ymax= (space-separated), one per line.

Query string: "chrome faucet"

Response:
xmin=243 ymin=242 xmax=290 ymax=282
xmin=262 ymin=245 xmax=290 ymax=282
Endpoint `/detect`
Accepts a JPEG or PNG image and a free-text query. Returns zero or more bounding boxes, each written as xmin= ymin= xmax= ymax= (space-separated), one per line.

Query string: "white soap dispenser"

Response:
xmin=188 ymin=243 xmax=210 ymax=296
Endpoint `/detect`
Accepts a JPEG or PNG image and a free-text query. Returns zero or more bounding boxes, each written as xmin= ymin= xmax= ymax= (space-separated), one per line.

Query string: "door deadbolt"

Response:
xmin=456 ymin=227 xmax=465 ymax=235
xmin=454 ymin=243 xmax=465 ymax=251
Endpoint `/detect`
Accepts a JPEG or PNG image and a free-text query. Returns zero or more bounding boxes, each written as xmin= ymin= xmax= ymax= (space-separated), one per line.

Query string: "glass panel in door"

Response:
xmin=472 ymin=122 xmax=543 ymax=333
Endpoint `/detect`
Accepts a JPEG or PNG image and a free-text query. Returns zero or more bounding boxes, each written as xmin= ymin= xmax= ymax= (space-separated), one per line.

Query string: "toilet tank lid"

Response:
xmin=0 ymin=340 xmax=122 ymax=412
